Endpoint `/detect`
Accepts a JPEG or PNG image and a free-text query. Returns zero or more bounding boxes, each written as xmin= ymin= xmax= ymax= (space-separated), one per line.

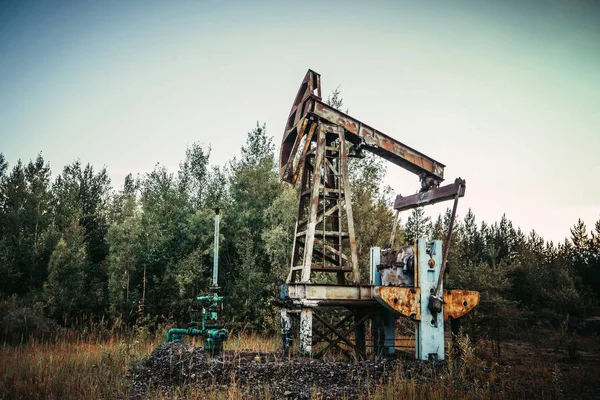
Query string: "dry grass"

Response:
xmin=0 ymin=333 xmax=152 ymax=399
xmin=0 ymin=329 xmax=280 ymax=400
xmin=1 ymin=328 xmax=598 ymax=400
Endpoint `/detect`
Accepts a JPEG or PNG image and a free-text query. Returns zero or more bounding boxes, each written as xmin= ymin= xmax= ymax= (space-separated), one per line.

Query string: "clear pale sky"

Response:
xmin=1 ymin=0 xmax=599 ymax=243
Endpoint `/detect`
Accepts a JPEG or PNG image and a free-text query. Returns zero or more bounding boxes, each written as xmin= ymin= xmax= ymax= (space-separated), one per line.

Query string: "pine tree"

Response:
xmin=0 ymin=154 xmax=55 ymax=295
xmin=404 ymin=207 xmax=432 ymax=243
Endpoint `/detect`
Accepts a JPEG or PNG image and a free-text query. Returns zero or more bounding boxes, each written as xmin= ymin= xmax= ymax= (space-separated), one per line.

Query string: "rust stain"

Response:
xmin=375 ymin=286 xmax=421 ymax=320
xmin=443 ymin=290 xmax=480 ymax=320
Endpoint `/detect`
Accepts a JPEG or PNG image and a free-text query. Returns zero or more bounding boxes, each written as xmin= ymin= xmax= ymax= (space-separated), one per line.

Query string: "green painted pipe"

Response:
xmin=165 ymin=328 xmax=203 ymax=343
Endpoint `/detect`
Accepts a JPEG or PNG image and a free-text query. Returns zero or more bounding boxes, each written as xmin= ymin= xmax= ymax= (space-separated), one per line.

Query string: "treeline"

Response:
xmin=1 ymin=122 xmax=599 ymax=341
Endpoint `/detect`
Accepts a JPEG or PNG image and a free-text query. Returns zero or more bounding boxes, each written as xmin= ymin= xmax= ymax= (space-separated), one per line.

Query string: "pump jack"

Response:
xmin=277 ymin=70 xmax=479 ymax=361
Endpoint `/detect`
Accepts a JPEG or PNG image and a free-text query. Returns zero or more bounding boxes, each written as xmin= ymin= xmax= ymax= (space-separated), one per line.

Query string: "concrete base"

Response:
xmin=299 ymin=308 xmax=313 ymax=357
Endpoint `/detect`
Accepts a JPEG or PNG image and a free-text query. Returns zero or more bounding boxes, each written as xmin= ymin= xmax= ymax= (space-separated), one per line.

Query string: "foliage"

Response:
xmin=0 ymin=91 xmax=598 ymax=337
xmin=222 ymin=122 xmax=284 ymax=332
xmin=404 ymin=207 xmax=432 ymax=244
xmin=44 ymin=220 xmax=93 ymax=321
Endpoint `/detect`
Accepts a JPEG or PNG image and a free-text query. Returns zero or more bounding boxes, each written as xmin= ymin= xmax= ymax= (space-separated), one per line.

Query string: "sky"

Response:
xmin=1 ymin=0 xmax=599 ymax=244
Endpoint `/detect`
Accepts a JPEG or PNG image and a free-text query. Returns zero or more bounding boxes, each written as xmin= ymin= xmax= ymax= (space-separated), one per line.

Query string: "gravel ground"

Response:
xmin=129 ymin=341 xmax=600 ymax=399
xmin=130 ymin=342 xmax=412 ymax=399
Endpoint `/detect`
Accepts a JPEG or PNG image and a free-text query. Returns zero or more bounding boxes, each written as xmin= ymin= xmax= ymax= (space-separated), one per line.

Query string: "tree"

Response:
xmin=178 ymin=143 xmax=211 ymax=209
xmin=404 ymin=207 xmax=432 ymax=243
xmin=263 ymin=186 xmax=298 ymax=280
xmin=326 ymin=85 xmax=347 ymax=113
xmin=52 ymin=161 xmax=111 ymax=315
xmin=0 ymin=154 xmax=55 ymax=295
xmin=460 ymin=208 xmax=485 ymax=263
xmin=569 ymin=218 xmax=600 ymax=302
xmin=222 ymin=122 xmax=283 ymax=331
xmin=53 ymin=161 xmax=111 ymax=264
xmin=136 ymin=164 xmax=193 ymax=319
xmin=107 ymin=177 xmax=142 ymax=319
xmin=44 ymin=220 xmax=90 ymax=322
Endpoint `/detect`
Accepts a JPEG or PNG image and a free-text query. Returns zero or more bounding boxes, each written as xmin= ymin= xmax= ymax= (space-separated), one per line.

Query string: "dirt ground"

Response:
xmin=130 ymin=336 xmax=600 ymax=399
xmin=130 ymin=342 xmax=408 ymax=399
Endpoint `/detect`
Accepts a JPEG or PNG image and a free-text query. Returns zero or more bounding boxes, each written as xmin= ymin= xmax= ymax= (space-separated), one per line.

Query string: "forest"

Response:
xmin=2 ymin=118 xmax=600 ymax=398
xmin=1 ymin=120 xmax=599 ymax=346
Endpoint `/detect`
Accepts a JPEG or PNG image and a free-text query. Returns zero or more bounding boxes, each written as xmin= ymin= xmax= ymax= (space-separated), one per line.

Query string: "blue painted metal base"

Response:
xmin=415 ymin=238 xmax=444 ymax=361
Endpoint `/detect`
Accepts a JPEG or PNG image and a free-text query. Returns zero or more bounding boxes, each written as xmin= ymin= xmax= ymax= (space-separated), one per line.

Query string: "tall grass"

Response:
xmin=0 ymin=333 xmax=151 ymax=399
xmin=0 ymin=328 xmax=281 ymax=400
xmin=1 ymin=328 xmax=596 ymax=399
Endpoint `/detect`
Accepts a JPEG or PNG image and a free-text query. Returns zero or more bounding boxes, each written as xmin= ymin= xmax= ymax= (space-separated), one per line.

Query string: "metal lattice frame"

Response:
xmin=287 ymin=122 xmax=360 ymax=285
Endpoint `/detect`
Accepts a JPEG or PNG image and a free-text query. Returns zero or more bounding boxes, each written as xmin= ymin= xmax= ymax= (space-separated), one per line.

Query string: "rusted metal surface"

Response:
xmin=285 ymin=283 xmax=376 ymax=303
xmin=374 ymin=286 xmax=421 ymax=320
xmin=394 ymin=178 xmax=466 ymax=212
xmin=290 ymin=121 xmax=317 ymax=185
xmin=287 ymin=122 xmax=361 ymax=285
xmin=339 ymin=128 xmax=360 ymax=283
xmin=373 ymin=287 xmax=479 ymax=322
xmin=280 ymin=69 xmax=445 ymax=184
xmin=311 ymin=103 xmax=445 ymax=180
xmin=443 ymin=290 xmax=480 ymax=320
xmin=299 ymin=124 xmax=327 ymax=282
xmin=280 ymin=69 xmax=321 ymax=182
xmin=377 ymin=245 xmax=415 ymax=287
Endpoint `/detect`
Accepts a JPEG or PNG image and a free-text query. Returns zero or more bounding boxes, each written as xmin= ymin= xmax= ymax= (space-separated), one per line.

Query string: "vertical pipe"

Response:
xmin=213 ymin=208 xmax=220 ymax=287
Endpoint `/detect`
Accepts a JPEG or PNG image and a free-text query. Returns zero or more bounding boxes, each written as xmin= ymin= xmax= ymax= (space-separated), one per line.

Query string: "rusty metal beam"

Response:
xmin=311 ymin=102 xmax=445 ymax=180
xmin=286 ymin=283 xmax=376 ymax=303
xmin=299 ymin=124 xmax=327 ymax=282
xmin=393 ymin=178 xmax=466 ymax=212
xmin=339 ymin=128 xmax=360 ymax=283
xmin=280 ymin=69 xmax=445 ymax=183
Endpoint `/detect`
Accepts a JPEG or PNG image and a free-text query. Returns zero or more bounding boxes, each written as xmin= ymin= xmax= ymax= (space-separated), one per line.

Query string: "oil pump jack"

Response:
xmin=277 ymin=70 xmax=479 ymax=361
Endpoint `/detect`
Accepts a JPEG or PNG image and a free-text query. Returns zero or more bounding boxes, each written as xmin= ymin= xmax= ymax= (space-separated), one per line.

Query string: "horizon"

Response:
xmin=1 ymin=0 xmax=599 ymax=243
